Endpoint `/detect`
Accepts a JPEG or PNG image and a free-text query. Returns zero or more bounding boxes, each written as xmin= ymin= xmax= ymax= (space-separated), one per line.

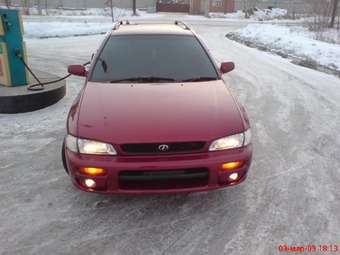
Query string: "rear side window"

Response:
xmin=90 ymin=35 xmax=218 ymax=82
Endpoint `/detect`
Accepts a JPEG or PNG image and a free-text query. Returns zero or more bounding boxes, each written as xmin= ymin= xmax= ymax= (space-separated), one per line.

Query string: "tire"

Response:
xmin=62 ymin=140 xmax=69 ymax=174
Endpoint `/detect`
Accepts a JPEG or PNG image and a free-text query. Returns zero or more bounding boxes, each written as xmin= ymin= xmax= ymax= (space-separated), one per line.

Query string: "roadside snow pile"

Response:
xmin=209 ymin=8 xmax=287 ymax=20
xmin=26 ymin=7 xmax=138 ymax=17
xmin=209 ymin=10 xmax=245 ymax=19
xmin=314 ymin=28 xmax=340 ymax=44
xmin=253 ymin=8 xmax=287 ymax=20
xmin=24 ymin=21 xmax=113 ymax=38
xmin=227 ymin=24 xmax=340 ymax=73
xmin=22 ymin=7 xmax=144 ymax=38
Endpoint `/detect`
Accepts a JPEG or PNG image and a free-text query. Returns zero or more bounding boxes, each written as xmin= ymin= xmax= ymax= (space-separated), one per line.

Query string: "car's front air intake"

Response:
xmin=119 ymin=168 xmax=209 ymax=190
xmin=120 ymin=142 xmax=206 ymax=155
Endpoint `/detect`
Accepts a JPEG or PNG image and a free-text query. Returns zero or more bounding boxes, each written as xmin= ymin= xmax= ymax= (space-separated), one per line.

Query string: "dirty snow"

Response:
xmin=209 ymin=8 xmax=287 ymax=21
xmin=252 ymin=8 xmax=287 ymax=20
xmin=313 ymin=28 xmax=340 ymax=44
xmin=231 ymin=23 xmax=340 ymax=72
xmin=27 ymin=7 xmax=139 ymax=17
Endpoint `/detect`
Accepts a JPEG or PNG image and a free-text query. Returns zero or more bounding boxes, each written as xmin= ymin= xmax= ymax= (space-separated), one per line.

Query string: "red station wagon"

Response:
xmin=62 ymin=21 xmax=252 ymax=194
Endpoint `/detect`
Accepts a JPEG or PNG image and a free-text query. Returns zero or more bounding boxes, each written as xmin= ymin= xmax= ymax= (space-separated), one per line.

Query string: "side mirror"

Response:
xmin=220 ymin=62 xmax=235 ymax=74
xmin=68 ymin=65 xmax=87 ymax=77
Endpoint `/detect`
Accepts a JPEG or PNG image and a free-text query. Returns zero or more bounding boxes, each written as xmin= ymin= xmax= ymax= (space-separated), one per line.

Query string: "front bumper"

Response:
xmin=65 ymin=145 xmax=252 ymax=195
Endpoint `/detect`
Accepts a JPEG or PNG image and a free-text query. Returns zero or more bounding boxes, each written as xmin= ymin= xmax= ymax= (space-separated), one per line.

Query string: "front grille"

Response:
xmin=119 ymin=168 xmax=209 ymax=190
xmin=120 ymin=142 xmax=206 ymax=155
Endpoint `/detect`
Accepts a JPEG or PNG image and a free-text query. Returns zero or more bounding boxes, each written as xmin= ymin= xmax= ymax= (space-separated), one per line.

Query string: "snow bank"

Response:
xmin=253 ymin=8 xmax=287 ymax=21
xmin=209 ymin=10 xmax=245 ymax=19
xmin=22 ymin=8 xmax=156 ymax=38
xmin=22 ymin=9 xmax=241 ymax=39
xmin=209 ymin=8 xmax=287 ymax=20
xmin=314 ymin=28 xmax=340 ymax=45
xmin=230 ymin=24 xmax=340 ymax=72
xmin=25 ymin=7 xmax=138 ymax=18
xmin=24 ymin=21 xmax=113 ymax=38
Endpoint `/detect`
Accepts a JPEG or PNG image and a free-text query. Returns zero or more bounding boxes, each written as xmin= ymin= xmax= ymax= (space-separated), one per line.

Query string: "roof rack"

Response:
xmin=113 ymin=21 xmax=191 ymax=32
xmin=112 ymin=22 xmax=120 ymax=31
xmin=112 ymin=20 xmax=131 ymax=31
xmin=119 ymin=20 xmax=131 ymax=25
xmin=174 ymin=20 xmax=190 ymax=30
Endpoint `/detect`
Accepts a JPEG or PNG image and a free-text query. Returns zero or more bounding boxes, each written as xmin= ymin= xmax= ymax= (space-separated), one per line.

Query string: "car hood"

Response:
xmin=77 ymin=80 xmax=245 ymax=144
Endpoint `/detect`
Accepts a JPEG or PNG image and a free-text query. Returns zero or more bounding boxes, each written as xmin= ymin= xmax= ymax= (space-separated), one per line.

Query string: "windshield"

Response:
xmin=90 ymin=35 xmax=219 ymax=83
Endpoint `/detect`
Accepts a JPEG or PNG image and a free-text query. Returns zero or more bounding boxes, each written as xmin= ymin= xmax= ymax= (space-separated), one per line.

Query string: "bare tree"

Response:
xmin=45 ymin=0 xmax=48 ymax=15
xmin=304 ymin=0 xmax=336 ymax=42
xmin=133 ymin=0 xmax=137 ymax=15
xmin=4 ymin=0 xmax=11 ymax=8
xmin=110 ymin=0 xmax=114 ymax=22
xmin=37 ymin=0 xmax=42 ymax=15
xmin=22 ymin=0 xmax=30 ymax=15
xmin=242 ymin=0 xmax=255 ymax=18
xmin=204 ymin=0 xmax=209 ymax=17
xmin=243 ymin=0 xmax=249 ymax=18
xmin=287 ymin=0 xmax=296 ymax=19
xmin=329 ymin=0 xmax=339 ymax=27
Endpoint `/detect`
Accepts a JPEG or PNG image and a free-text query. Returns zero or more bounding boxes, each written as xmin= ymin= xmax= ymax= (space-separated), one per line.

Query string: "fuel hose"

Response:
xmin=16 ymin=52 xmax=89 ymax=91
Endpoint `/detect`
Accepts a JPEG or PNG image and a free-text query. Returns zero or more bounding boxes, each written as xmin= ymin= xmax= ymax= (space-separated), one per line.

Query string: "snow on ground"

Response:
xmin=252 ymin=8 xmax=287 ymax=20
xmin=23 ymin=15 xmax=163 ymax=38
xmin=228 ymin=23 xmax=340 ymax=73
xmin=24 ymin=21 xmax=113 ymax=38
xmin=209 ymin=8 xmax=288 ymax=21
xmin=20 ymin=7 xmax=297 ymax=39
xmin=28 ymin=7 xmax=137 ymax=17
xmin=24 ymin=6 xmax=287 ymax=21
xmin=22 ymin=12 xmax=234 ymax=39
xmin=22 ymin=7 xmax=168 ymax=38
xmin=209 ymin=10 xmax=246 ymax=19
xmin=313 ymin=28 xmax=340 ymax=44
xmin=2 ymin=21 xmax=340 ymax=255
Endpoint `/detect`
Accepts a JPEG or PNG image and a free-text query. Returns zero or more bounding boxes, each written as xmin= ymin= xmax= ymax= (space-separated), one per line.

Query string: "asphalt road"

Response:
xmin=1 ymin=21 xmax=340 ymax=255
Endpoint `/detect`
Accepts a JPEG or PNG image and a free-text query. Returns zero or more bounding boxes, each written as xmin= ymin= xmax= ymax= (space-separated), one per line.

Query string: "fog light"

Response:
xmin=80 ymin=167 xmax=106 ymax=176
xmin=229 ymin=173 xmax=239 ymax=181
xmin=84 ymin=179 xmax=96 ymax=188
xmin=222 ymin=161 xmax=244 ymax=171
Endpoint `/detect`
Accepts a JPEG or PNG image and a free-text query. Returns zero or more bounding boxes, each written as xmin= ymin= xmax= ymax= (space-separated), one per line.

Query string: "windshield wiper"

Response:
xmin=110 ymin=76 xmax=177 ymax=83
xmin=180 ymin=77 xmax=218 ymax=82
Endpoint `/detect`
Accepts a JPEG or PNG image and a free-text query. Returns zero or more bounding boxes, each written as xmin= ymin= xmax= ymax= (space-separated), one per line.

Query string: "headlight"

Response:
xmin=244 ymin=129 xmax=252 ymax=146
xmin=65 ymin=134 xmax=78 ymax=153
xmin=78 ymin=138 xmax=117 ymax=155
xmin=65 ymin=135 xmax=117 ymax=155
xmin=209 ymin=129 xmax=251 ymax=151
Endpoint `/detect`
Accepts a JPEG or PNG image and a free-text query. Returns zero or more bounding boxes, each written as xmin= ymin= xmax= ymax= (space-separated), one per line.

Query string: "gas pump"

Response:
xmin=0 ymin=8 xmax=28 ymax=87
xmin=0 ymin=8 xmax=67 ymax=114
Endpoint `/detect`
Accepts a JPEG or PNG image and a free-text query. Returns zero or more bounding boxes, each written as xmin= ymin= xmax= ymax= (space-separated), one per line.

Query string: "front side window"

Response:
xmin=90 ymin=35 xmax=218 ymax=83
